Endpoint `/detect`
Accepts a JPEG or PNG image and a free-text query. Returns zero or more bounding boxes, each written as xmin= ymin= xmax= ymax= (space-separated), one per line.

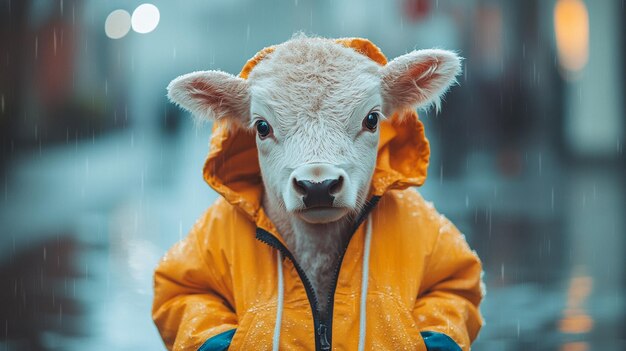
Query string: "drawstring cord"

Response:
xmin=272 ymin=214 xmax=373 ymax=351
xmin=358 ymin=214 xmax=373 ymax=351
xmin=273 ymin=252 xmax=284 ymax=351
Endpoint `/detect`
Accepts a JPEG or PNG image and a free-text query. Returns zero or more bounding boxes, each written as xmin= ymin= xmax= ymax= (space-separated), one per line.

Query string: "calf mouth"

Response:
xmin=296 ymin=206 xmax=349 ymax=224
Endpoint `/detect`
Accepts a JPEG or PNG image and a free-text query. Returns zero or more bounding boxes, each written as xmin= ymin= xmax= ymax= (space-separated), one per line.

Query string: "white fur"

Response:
xmin=167 ymin=36 xmax=461 ymax=312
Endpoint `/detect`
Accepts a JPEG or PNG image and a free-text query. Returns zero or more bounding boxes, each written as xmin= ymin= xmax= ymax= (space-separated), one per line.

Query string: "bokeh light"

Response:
xmin=131 ymin=3 xmax=160 ymax=34
xmin=104 ymin=9 xmax=131 ymax=39
xmin=554 ymin=0 xmax=589 ymax=73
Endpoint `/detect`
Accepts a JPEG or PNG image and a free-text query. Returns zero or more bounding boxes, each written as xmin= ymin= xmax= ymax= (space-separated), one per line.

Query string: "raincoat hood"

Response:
xmin=202 ymin=38 xmax=430 ymax=222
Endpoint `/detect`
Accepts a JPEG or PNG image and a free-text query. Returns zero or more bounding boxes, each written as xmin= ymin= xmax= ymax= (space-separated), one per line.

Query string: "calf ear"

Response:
xmin=167 ymin=70 xmax=250 ymax=126
xmin=381 ymin=49 xmax=462 ymax=116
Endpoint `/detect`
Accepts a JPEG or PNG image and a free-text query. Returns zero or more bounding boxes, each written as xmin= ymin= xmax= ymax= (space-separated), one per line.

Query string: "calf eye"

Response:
xmin=363 ymin=112 xmax=379 ymax=131
xmin=255 ymin=120 xmax=272 ymax=139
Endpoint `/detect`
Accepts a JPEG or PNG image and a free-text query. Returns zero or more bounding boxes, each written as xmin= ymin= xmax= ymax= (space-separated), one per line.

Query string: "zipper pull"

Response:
xmin=318 ymin=323 xmax=331 ymax=350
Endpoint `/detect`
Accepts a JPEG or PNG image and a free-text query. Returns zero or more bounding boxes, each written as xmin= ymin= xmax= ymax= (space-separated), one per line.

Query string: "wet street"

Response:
xmin=1 ymin=125 xmax=623 ymax=350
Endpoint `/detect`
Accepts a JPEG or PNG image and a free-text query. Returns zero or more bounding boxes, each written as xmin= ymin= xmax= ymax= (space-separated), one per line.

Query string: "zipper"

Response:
xmin=318 ymin=323 xmax=331 ymax=350
xmin=319 ymin=196 xmax=380 ymax=348
xmin=256 ymin=196 xmax=380 ymax=350
xmin=256 ymin=229 xmax=325 ymax=349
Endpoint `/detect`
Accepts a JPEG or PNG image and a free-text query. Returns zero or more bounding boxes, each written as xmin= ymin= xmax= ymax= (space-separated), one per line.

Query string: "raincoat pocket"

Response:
xmin=228 ymin=304 xmax=276 ymax=350
xmin=227 ymin=310 xmax=257 ymax=350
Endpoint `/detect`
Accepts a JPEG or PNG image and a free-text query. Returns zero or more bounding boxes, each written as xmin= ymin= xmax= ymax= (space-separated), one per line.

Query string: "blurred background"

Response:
xmin=0 ymin=0 xmax=624 ymax=350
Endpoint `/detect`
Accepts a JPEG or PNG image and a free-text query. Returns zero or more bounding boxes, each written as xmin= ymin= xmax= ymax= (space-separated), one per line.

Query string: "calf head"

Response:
xmin=168 ymin=37 xmax=461 ymax=225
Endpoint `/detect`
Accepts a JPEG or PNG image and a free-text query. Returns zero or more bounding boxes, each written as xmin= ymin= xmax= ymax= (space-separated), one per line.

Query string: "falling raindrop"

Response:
xmin=53 ymin=28 xmax=57 ymax=56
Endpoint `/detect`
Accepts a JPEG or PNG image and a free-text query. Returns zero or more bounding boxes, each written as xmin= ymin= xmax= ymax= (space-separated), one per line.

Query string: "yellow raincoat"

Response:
xmin=153 ymin=38 xmax=483 ymax=351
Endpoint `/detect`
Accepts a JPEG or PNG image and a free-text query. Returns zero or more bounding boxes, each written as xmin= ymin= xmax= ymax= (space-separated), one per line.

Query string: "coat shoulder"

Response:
xmin=191 ymin=197 xmax=258 ymax=249
xmin=379 ymin=188 xmax=448 ymax=225
xmin=377 ymin=188 xmax=457 ymax=246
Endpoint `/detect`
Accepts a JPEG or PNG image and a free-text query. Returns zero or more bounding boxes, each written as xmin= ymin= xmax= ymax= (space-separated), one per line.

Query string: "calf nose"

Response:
xmin=294 ymin=177 xmax=343 ymax=208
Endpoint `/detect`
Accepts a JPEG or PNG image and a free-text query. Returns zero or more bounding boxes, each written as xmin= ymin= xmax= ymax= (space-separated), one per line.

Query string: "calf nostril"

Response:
xmin=293 ymin=178 xmax=307 ymax=195
xmin=329 ymin=176 xmax=343 ymax=195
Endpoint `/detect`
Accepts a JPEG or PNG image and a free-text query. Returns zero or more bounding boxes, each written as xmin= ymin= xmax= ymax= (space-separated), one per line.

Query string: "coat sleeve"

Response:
xmin=413 ymin=215 xmax=484 ymax=351
xmin=152 ymin=212 xmax=237 ymax=351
